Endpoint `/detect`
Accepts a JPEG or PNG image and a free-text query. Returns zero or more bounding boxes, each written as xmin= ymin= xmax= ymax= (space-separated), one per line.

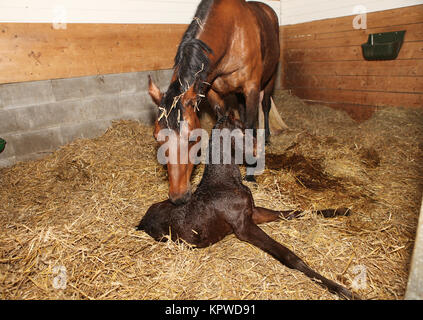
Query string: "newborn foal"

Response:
xmin=138 ymin=116 xmax=357 ymax=299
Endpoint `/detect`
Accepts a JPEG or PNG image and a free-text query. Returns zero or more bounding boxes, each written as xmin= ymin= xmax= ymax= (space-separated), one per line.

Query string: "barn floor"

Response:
xmin=1 ymin=90 xmax=422 ymax=300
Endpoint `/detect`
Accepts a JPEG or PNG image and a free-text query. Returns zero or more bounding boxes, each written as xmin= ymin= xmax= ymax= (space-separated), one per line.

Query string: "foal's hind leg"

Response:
xmin=233 ymin=218 xmax=358 ymax=299
xmin=316 ymin=207 xmax=351 ymax=218
xmin=252 ymin=207 xmax=351 ymax=225
xmin=252 ymin=207 xmax=303 ymax=224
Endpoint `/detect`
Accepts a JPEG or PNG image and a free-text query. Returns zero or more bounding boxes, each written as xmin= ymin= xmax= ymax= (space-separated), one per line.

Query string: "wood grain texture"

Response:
xmin=286 ymin=75 xmax=423 ymax=93
xmin=0 ymin=23 xmax=187 ymax=84
xmin=283 ymin=5 xmax=423 ymax=37
xmin=281 ymin=4 xmax=423 ymax=109
xmin=291 ymin=88 xmax=423 ymax=108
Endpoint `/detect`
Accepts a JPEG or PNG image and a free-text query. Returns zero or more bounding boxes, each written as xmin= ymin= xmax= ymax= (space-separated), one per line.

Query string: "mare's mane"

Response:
xmin=159 ymin=0 xmax=214 ymax=130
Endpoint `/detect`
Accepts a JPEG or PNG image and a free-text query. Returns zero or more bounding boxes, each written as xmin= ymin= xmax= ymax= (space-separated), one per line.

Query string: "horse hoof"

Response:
xmin=244 ymin=175 xmax=257 ymax=183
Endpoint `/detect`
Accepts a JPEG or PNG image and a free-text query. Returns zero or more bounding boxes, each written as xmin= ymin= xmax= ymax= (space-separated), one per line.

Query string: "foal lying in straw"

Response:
xmin=137 ymin=115 xmax=358 ymax=299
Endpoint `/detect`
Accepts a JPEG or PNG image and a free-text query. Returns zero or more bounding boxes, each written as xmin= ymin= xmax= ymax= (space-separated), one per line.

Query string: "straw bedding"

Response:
xmin=1 ymin=90 xmax=422 ymax=300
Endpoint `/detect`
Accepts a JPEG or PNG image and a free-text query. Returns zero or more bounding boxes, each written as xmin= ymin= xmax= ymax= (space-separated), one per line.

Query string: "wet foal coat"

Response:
xmin=138 ymin=117 xmax=357 ymax=299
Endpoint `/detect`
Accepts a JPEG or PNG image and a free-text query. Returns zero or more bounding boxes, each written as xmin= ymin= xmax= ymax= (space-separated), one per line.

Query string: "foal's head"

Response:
xmin=148 ymin=76 xmax=202 ymax=205
xmin=210 ymin=112 xmax=260 ymax=166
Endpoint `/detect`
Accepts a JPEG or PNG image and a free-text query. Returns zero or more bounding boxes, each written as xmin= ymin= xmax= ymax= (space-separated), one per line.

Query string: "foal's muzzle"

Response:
xmin=169 ymin=190 xmax=192 ymax=205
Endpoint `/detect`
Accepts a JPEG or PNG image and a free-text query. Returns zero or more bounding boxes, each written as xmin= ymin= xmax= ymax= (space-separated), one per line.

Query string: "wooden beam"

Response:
xmin=286 ymin=75 xmax=423 ymax=94
xmin=291 ymin=87 xmax=423 ymax=108
xmin=285 ymin=42 xmax=423 ymax=61
xmin=283 ymin=5 xmax=423 ymax=37
xmin=286 ymin=60 xmax=423 ymax=77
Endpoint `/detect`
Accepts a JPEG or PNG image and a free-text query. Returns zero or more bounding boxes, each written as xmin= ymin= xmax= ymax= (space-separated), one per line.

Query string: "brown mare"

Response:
xmin=148 ymin=0 xmax=280 ymax=204
xmin=138 ymin=115 xmax=359 ymax=299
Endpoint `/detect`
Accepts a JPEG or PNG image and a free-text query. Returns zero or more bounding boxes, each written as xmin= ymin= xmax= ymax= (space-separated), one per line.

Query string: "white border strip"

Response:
xmin=280 ymin=0 xmax=422 ymax=25
xmin=405 ymin=198 xmax=423 ymax=300
xmin=0 ymin=0 xmax=280 ymax=25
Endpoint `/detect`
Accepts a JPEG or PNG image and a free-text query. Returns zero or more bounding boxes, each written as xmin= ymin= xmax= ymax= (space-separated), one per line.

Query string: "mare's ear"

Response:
xmin=148 ymin=75 xmax=163 ymax=106
xmin=153 ymin=120 xmax=161 ymax=141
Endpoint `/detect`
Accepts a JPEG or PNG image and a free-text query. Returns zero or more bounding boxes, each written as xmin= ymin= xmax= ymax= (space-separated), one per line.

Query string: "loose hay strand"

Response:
xmin=0 ymin=92 xmax=422 ymax=300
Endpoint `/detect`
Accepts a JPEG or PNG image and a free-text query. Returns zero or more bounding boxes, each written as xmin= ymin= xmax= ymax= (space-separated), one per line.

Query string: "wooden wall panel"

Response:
xmin=281 ymin=4 xmax=423 ymax=110
xmin=0 ymin=23 xmax=187 ymax=84
xmin=283 ymin=5 xmax=423 ymax=36
xmin=0 ymin=2 xmax=280 ymax=85
xmin=280 ymin=0 xmax=423 ymax=26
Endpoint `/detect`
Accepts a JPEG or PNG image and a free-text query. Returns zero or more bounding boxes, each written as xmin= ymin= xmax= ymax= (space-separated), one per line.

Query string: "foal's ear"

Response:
xmin=148 ymin=75 xmax=163 ymax=106
xmin=182 ymin=85 xmax=197 ymax=107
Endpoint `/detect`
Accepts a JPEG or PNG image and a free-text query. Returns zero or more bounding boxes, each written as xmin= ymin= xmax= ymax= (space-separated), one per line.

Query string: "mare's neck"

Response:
xmin=195 ymin=2 xmax=230 ymax=76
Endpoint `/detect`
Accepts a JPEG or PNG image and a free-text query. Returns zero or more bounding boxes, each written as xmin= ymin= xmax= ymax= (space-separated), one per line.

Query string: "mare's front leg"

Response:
xmin=236 ymin=93 xmax=246 ymax=124
xmin=243 ymin=84 xmax=261 ymax=182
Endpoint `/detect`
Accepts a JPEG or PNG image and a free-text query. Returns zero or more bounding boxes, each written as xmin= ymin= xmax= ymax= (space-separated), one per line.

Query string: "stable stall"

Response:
xmin=0 ymin=0 xmax=422 ymax=300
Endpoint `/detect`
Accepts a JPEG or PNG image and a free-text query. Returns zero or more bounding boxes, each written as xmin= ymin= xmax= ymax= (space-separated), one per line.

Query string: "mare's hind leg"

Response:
xmin=262 ymin=73 xmax=277 ymax=144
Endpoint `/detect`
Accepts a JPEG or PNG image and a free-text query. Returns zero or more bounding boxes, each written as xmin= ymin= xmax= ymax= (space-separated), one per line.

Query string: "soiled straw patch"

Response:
xmin=1 ymin=91 xmax=422 ymax=300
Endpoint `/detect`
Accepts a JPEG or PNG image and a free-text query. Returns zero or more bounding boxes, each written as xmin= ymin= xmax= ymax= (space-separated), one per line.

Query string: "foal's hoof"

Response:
xmin=244 ymin=175 xmax=257 ymax=183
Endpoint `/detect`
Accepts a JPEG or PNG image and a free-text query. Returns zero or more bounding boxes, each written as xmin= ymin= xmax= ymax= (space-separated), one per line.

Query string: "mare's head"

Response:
xmin=148 ymin=32 xmax=212 ymax=204
xmin=148 ymin=75 xmax=203 ymax=205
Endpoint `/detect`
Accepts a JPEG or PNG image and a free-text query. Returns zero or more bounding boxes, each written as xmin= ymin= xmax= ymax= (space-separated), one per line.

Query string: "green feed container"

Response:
xmin=361 ymin=30 xmax=406 ymax=61
xmin=0 ymin=138 xmax=6 ymax=153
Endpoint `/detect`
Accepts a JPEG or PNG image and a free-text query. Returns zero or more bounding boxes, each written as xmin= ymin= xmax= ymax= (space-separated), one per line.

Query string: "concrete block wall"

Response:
xmin=0 ymin=69 xmax=172 ymax=168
